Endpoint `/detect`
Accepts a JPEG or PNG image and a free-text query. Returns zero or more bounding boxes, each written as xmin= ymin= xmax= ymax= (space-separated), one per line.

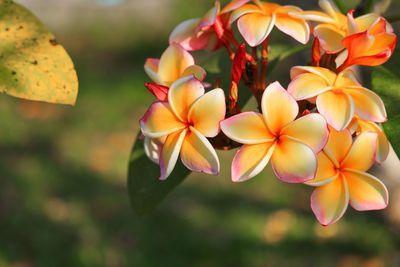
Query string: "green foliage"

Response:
xmin=0 ymin=0 xmax=78 ymax=105
xmin=128 ymin=134 xmax=191 ymax=216
xmin=371 ymin=52 xmax=400 ymax=158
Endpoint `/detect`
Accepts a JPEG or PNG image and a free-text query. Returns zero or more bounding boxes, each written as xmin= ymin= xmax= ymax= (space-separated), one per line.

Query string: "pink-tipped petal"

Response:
xmin=199 ymin=1 xmax=220 ymax=29
xmin=158 ymin=44 xmax=195 ymax=86
xmin=306 ymin=152 xmax=338 ymax=186
xmin=159 ymin=129 xmax=188 ymax=180
xmin=323 ymin=128 xmax=352 ymax=165
xmin=274 ymin=15 xmax=310 ymax=44
xmin=345 ymin=87 xmax=387 ymax=123
xmin=262 ymin=81 xmax=299 ymax=135
xmin=238 ymin=13 xmax=276 ymax=47
xmin=221 ymin=0 xmax=251 ymax=14
xmin=169 ymin=18 xmax=210 ymax=51
xmin=220 ymin=112 xmax=275 ymax=144
xmin=288 ymin=73 xmax=332 ymax=100
xmin=341 ymin=132 xmax=378 ymax=172
xmin=343 ymin=170 xmax=389 ymax=211
xmin=281 ymin=113 xmax=329 ymax=153
xmin=311 ymin=175 xmax=349 ymax=226
xmin=140 ymin=102 xmax=186 ymax=138
xmin=271 ymin=136 xmax=317 ymax=183
xmin=168 ymin=76 xmax=205 ymax=121
xmin=231 ymin=142 xmax=276 ymax=182
xmin=188 ymin=88 xmax=226 ymax=138
xmin=144 ymin=58 xmax=161 ymax=84
xmin=316 ymin=90 xmax=354 ymax=131
xmin=180 ymin=127 xmax=220 ymax=175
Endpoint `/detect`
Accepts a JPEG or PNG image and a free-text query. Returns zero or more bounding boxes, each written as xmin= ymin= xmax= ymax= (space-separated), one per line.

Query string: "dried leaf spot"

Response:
xmin=49 ymin=39 xmax=59 ymax=46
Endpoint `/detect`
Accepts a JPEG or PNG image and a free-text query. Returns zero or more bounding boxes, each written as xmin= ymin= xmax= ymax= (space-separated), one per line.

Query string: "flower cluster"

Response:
xmin=140 ymin=0 xmax=396 ymax=226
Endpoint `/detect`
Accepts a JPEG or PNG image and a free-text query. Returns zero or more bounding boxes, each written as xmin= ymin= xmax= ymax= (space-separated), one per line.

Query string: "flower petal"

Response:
xmin=275 ymin=14 xmax=310 ymax=44
xmin=354 ymin=13 xmax=380 ymax=32
xmin=229 ymin=3 xmax=264 ymax=24
xmin=288 ymin=73 xmax=332 ymax=100
xmin=159 ymin=129 xmax=187 ymax=180
xmin=231 ymin=142 xmax=276 ymax=182
xmin=290 ymin=66 xmax=337 ymax=85
xmin=140 ymin=102 xmax=186 ymax=138
xmin=144 ymin=58 xmax=161 ymax=84
xmin=281 ymin=113 xmax=328 ymax=153
xmin=180 ymin=127 xmax=220 ymax=175
xmin=238 ymin=13 xmax=276 ymax=47
xmin=168 ymin=76 xmax=205 ymax=121
xmin=314 ymin=24 xmax=346 ymax=53
xmin=342 ymin=30 xmax=396 ymax=67
xmin=334 ymin=69 xmax=361 ymax=87
xmin=220 ymin=112 xmax=275 ymax=144
xmin=158 ymin=43 xmax=195 ymax=86
xmin=169 ymin=18 xmax=210 ymax=51
xmin=262 ymin=81 xmax=299 ymax=135
xmin=323 ymin=127 xmax=352 ymax=165
xmin=221 ymin=0 xmax=251 ymax=13
xmin=271 ymin=136 xmax=317 ymax=183
xmin=357 ymin=120 xmax=389 ymax=163
xmin=345 ymin=87 xmax=387 ymax=123
xmin=311 ymin=175 xmax=349 ymax=226
xmin=316 ymin=90 xmax=354 ymax=131
xmin=289 ymin=10 xmax=336 ymax=24
xmin=188 ymin=88 xmax=226 ymax=138
xmin=343 ymin=169 xmax=388 ymax=211
xmin=341 ymin=132 xmax=378 ymax=172
xmin=181 ymin=65 xmax=207 ymax=81
xmin=144 ymin=137 xmax=164 ymax=164
xmin=306 ymin=152 xmax=338 ymax=186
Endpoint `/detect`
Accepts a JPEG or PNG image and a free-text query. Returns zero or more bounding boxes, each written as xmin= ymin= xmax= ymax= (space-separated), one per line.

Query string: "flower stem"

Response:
xmin=260 ymin=38 xmax=269 ymax=90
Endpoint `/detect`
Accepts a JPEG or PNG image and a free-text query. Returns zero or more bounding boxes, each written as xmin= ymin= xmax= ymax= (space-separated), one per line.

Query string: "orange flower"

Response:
xmin=144 ymin=43 xmax=206 ymax=86
xmin=340 ymin=17 xmax=397 ymax=69
xmin=307 ymin=128 xmax=388 ymax=226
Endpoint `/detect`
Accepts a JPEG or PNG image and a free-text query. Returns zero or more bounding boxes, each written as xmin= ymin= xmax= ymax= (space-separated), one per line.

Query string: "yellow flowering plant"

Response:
xmin=129 ymin=0 xmax=399 ymax=226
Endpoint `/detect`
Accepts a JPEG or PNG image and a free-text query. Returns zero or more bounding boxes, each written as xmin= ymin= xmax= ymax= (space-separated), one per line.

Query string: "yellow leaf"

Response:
xmin=0 ymin=0 xmax=78 ymax=105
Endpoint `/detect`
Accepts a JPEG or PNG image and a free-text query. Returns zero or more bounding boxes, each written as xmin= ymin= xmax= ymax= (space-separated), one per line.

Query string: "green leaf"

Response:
xmin=371 ymin=52 xmax=400 ymax=157
xmin=0 ymin=0 xmax=78 ymax=105
xmin=128 ymin=134 xmax=191 ymax=216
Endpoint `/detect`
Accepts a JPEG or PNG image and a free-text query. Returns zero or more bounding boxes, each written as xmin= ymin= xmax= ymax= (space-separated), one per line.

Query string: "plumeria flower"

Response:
xmin=307 ymin=128 xmax=389 ymax=226
xmin=349 ymin=116 xmax=390 ymax=163
xmin=144 ymin=43 xmax=206 ymax=86
xmin=140 ymin=76 xmax=226 ymax=180
xmin=291 ymin=0 xmax=396 ymax=68
xmin=169 ymin=1 xmax=227 ymax=51
xmin=288 ymin=66 xmax=386 ymax=131
xmin=228 ymin=0 xmax=310 ymax=47
xmin=291 ymin=0 xmax=379 ymax=53
xmin=221 ymin=82 xmax=328 ymax=183
xmin=340 ymin=16 xmax=396 ymax=69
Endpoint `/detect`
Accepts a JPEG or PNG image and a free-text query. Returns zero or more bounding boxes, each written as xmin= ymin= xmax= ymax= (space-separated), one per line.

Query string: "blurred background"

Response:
xmin=0 ymin=0 xmax=399 ymax=266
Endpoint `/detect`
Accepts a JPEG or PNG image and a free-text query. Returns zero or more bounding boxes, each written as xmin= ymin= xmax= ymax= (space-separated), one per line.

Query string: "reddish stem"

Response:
xmin=260 ymin=38 xmax=269 ymax=90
